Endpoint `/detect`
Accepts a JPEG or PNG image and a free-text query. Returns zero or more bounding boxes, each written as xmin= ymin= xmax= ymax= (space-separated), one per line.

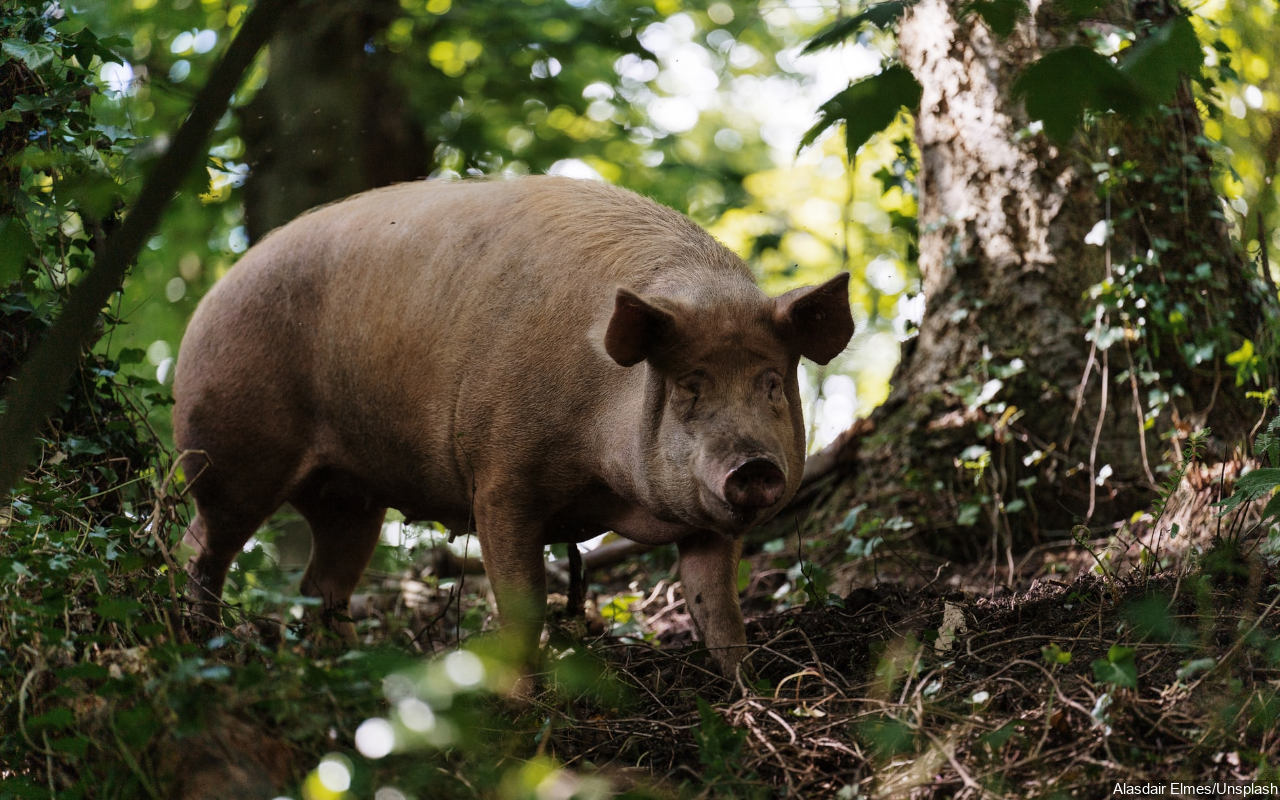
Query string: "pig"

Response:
xmin=173 ymin=176 xmax=853 ymax=678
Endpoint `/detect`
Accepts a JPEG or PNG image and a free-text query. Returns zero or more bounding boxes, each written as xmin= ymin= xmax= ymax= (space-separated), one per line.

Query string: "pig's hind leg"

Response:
xmin=291 ymin=477 xmax=387 ymax=643
xmin=181 ymin=449 xmax=292 ymax=631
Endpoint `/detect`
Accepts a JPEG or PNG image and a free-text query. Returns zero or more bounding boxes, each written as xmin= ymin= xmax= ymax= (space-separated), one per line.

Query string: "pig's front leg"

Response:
xmin=474 ymin=503 xmax=548 ymax=681
xmin=677 ymin=531 xmax=748 ymax=678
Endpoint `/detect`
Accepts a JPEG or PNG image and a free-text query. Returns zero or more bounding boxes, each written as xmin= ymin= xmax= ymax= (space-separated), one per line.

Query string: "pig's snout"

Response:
xmin=722 ymin=457 xmax=787 ymax=510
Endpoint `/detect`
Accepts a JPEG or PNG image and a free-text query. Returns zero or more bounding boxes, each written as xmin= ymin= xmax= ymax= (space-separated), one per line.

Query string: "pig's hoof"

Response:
xmin=179 ymin=599 xmax=227 ymax=645
xmin=709 ymin=649 xmax=757 ymax=690
xmin=546 ymin=616 xmax=589 ymax=650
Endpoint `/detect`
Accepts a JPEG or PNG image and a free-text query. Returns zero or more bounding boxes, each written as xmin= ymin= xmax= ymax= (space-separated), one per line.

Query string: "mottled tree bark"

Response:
xmin=807 ymin=0 xmax=1275 ymax=554
xmin=240 ymin=0 xmax=430 ymax=240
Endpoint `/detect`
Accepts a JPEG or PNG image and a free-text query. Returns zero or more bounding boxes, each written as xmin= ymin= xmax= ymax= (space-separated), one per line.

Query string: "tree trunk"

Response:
xmin=807 ymin=0 xmax=1276 ymax=558
xmin=240 ymin=0 xmax=430 ymax=240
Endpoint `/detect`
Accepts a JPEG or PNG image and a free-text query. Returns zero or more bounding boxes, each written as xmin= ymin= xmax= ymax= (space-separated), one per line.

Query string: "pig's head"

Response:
xmin=604 ymin=272 xmax=854 ymax=534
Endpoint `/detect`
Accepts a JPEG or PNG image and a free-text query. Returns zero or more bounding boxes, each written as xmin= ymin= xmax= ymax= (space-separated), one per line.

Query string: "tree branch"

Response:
xmin=0 ymin=0 xmax=295 ymax=494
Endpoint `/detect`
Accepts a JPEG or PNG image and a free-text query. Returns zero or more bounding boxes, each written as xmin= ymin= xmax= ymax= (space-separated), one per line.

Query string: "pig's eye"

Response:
xmin=673 ymin=371 xmax=708 ymax=417
xmin=761 ymin=370 xmax=784 ymax=403
xmin=677 ymin=372 xmax=708 ymax=399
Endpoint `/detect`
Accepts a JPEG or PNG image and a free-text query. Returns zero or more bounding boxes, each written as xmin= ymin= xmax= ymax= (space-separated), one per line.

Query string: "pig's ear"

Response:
xmin=604 ymin=288 xmax=677 ymax=367
xmin=773 ymin=272 xmax=855 ymax=365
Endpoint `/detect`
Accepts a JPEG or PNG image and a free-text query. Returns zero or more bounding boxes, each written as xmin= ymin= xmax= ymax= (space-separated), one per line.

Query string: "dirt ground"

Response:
xmin=345 ymin=515 xmax=1280 ymax=799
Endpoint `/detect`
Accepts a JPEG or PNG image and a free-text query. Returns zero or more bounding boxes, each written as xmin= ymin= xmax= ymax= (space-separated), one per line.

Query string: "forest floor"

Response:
xmin=8 ymin=472 xmax=1278 ymax=798
xmin=341 ymin=513 xmax=1280 ymax=799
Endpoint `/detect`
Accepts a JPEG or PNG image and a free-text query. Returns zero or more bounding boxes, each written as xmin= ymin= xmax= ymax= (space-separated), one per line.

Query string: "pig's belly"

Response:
xmin=311 ymin=449 xmax=698 ymax=545
xmin=546 ymin=485 xmax=699 ymax=546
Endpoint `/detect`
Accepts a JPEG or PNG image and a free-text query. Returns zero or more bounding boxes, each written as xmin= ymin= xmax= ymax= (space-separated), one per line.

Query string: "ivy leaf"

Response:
xmin=1041 ymin=643 xmax=1073 ymax=665
xmin=1175 ymin=657 xmax=1216 ymax=681
xmin=1016 ymin=16 xmax=1201 ymax=142
xmin=962 ymin=0 xmax=1028 ymax=37
xmin=802 ymin=1 xmax=916 ymax=54
xmin=2 ymin=40 xmax=57 ymax=69
xmin=1092 ymin=645 xmax=1138 ymax=688
xmin=1119 ymin=15 xmax=1201 ymax=105
xmin=0 ymin=218 xmax=35 ymax=285
xmin=26 ymin=707 xmax=75 ymax=733
xmin=695 ymin=697 xmax=746 ymax=765
xmin=981 ymin=721 xmax=1020 ymax=752
xmin=95 ymin=596 xmax=143 ymax=622
xmin=801 ymin=64 xmax=922 ymax=156
xmin=1013 ymin=46 xmax=1143 ymax=143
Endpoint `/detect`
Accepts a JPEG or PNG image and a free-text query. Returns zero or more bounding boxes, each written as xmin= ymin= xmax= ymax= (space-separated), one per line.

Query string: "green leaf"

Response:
xmin=95 ymin=596 xmax=142 ymax=623
xmin=57 ymin=662 xmax=109 ymax=681
xmin=1216 ymin=468 xmax=1280 ymax=516
xmin=856 ymin=714 xmax=915 ymax=757
xmin=963 ymin=0 xmax=1028 ymax=37
xmin=1175 ymin=657 xmax=1215 ymax=681
xmin=117 ymin=347 xmax=147 ymax=365
xmin=1119 ymin=15 xmax=1201 ymax=105
xmin=1237 ymin=468 xmax=1280 ymax=492
xmin=801 ymin=64 xmax=922 ymax=156
xmin=846 ymin=534 xmax=884 ymax=558
xmin=981 ymin=721 xmax=1020 ymax=752
xmin=54 ymin=17 xmax=89 ymax=35
xmin=1091 ymin=645 xmax=1137 ymax=688
xmin=2 ymin=40 xmax=57 ymax=70
xmin=27 ymin=706 xmax=75 ymax=733
xmin=1041 ymin=643 xmax=1072 ymax=665
xmin=1260 ymin=492 xmax=1280 ymax=524
xmin=1226 ymin=338 xmax=1255 ymax=366
xmin=600 ymin=592 xmax=641 ymax=625
xmin=0 ymin=217 xmax=36 ymax=285
xmin=1014 ymin=46 xmax=1144 ymax=142
xmin=50 ymin=735 xmax=90 ymax=756
xmin=61 ymin=172 xmax=124 ymax=220
xmin=801 ymin=1 xmax=916 ymax=54
xmin=695 ymin=697 xmax=745 ymax=765
xmin=836 ymin=502 xmax=867 ymax=533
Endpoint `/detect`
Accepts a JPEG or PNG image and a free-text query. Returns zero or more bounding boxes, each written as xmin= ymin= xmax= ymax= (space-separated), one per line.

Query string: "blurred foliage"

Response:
xmin=1195 ymin=0 xmax=1280 ymax=267
xmin=6 ymin=0 xmax=1280 ymax=795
